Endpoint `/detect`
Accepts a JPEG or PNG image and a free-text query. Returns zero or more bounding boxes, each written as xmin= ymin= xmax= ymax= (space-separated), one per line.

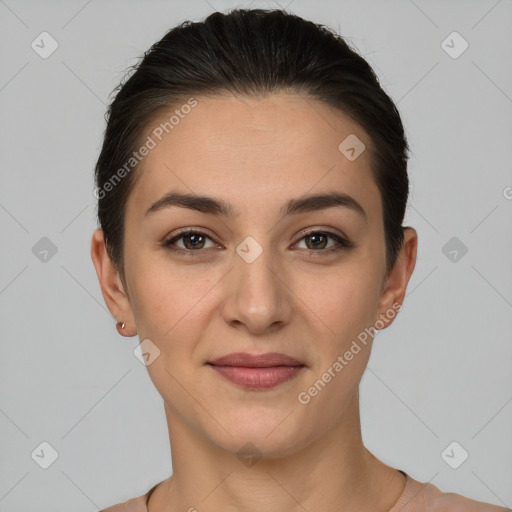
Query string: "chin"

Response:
xmin=205 ymin=408 xmax=317 ymax=461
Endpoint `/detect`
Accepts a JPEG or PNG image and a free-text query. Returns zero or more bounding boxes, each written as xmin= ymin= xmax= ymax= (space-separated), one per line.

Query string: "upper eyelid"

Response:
xmin=166 ymin=228 xmax=219 ymax=245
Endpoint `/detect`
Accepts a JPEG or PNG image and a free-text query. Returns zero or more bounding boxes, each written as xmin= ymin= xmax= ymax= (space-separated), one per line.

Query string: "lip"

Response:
xmin=208 ymin=352 xmax=305 ymax=367
xmin=207 ymin=352 xmax=306 ymax=390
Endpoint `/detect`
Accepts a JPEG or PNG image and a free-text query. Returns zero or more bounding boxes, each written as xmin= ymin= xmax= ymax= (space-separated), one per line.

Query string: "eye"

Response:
xmin=163 ymin=229 xmax=218 ymax=254
xmin=294 ymin=230 xmax=352 ymax=253
xmin=162 ymin=228 xmax=352 ymax=256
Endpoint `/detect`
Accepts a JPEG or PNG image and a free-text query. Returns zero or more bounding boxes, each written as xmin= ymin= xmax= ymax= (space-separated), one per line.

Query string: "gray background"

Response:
xmin=1 ymin=0 xmax=511 ymax=510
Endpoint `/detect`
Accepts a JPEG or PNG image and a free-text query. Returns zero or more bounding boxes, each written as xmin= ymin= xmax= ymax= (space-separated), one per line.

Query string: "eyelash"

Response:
xmin=162 ymin=228 xmax=353 ymax=256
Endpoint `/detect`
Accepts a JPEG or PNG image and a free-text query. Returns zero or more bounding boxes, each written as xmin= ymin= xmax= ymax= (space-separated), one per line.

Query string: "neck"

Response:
xmin=150 ymin=390 xmax=406 ymax=512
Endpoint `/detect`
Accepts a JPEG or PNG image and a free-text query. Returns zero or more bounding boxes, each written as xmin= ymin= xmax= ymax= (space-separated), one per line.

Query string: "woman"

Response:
xmin=91 ymin=8 xmax=509 ymax=512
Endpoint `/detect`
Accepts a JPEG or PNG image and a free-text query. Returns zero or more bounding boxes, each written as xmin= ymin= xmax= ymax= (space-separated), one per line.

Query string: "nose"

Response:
xmin=220 ymin=241 xmax=292 ymax=335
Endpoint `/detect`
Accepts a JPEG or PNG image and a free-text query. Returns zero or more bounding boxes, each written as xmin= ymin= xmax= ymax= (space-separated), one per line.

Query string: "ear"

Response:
xmin=90 ymin=228 xmax=137 ymax=337
xmin=375 ymin=227 xmax=418 ymax=328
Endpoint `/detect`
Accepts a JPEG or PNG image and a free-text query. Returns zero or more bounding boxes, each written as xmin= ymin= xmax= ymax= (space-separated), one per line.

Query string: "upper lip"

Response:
xmin=208 ymin=352 xmax=305 ymax=368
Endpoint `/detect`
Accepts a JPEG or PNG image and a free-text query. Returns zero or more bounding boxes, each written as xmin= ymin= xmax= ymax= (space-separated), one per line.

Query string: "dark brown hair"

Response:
xmin=94 ymin=8 xmax=409 ymax=281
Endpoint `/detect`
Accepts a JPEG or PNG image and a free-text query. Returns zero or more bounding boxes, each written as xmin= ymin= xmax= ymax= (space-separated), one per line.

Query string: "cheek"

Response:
xmin=298 ymin=257 xmax=383 ymax=340
xmin=296 ymin=269 xmax=379 ymax=420
xmin=127 ymin=258 xmax=217 ymax=345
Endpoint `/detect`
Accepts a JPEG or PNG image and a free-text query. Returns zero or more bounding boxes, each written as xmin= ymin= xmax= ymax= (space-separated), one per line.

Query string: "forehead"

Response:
xmin=127 ymin=93 xmax=381 ymax=223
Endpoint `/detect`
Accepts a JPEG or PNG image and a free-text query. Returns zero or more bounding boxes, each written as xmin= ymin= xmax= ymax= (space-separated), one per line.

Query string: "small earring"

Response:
xmin=116 ymin=321 xmax=126 ymax=335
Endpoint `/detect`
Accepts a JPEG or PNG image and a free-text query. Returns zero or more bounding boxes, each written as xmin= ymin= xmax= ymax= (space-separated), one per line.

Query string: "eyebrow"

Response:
xmin=144 ymin=191 xmax=367 ymax=221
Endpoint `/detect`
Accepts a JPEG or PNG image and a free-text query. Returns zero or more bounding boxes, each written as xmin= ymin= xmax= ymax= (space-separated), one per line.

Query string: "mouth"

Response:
xmin=207 ymin=352 xmax=306 ymax=390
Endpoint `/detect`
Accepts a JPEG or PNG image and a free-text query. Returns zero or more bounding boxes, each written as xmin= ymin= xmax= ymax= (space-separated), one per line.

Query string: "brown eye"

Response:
xmin=181 ymin=233 xmax=207 ymax=250
xmin=305 ymin=232 xmax=329 ymax=250
xmin=163 ymin=230 xmax=217 ymax=253
xmin=295 ymin=230 xmax=352 ymax=253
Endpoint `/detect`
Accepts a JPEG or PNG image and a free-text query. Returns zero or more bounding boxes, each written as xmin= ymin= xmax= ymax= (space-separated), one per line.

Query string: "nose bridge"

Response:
xmin=238 ymin=237 xmax=277 ymax=287
xmin=236 ymin=234 xmax=281 ymax=302
xmin=223 ymin=234 xmax=289 ymax=332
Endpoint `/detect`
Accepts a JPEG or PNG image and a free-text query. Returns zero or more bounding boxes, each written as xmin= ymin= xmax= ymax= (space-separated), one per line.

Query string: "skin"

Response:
xmin=91 ymin=92 xmax=417 ymax=512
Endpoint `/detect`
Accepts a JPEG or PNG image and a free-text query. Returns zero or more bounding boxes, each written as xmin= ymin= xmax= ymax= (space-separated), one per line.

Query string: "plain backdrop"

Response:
xmin=0 ymin=0 xmax=511 ymax=510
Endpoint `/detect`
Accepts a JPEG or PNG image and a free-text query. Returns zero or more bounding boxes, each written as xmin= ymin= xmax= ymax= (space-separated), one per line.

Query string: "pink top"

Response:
xmin=100 ymin=470 xmax=510 ymax=512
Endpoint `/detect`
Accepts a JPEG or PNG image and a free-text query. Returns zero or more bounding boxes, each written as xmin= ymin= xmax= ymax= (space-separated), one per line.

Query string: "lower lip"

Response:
xmin=208 ymin=364 xmax=304 ymax=389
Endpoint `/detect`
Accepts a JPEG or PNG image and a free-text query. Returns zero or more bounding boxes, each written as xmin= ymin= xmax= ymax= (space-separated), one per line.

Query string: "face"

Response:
xmin=95 ymin=92 xmax=415 ymax=458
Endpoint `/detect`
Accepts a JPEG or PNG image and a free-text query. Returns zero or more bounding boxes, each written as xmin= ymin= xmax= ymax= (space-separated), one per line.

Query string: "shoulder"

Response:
xmin=428 ymin=486 xmax=510 ymax=512
xmin=392 ymin=472 xmax=510 ymax=512
xmin=100 ymin=493 xmax=149 ymax=512
xmin=100 ymin=480 xmax=163 ymax=512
